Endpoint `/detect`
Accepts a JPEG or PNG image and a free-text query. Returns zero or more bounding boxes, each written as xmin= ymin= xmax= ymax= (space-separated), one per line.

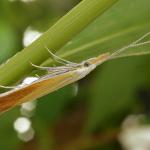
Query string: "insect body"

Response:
xmin=0 ymin=53 xmax=109 ymax=113
xmin=0 ymin=32 xmax=150 ymax=114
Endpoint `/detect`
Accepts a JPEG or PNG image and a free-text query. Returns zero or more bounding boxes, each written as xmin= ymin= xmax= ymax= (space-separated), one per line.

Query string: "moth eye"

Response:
xmin=83 ymin=62 xmax=91 ymax=67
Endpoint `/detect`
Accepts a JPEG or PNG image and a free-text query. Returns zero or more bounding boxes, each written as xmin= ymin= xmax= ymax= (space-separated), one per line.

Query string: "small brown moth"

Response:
xmin=0 ymin=32 xmax=150 ymax=114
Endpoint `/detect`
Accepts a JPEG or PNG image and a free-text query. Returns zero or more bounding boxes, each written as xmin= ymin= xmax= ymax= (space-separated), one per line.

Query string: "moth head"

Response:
xmin=78 ymin=53 xmax=110 ymax=74
xmin=77 ymin=59 xmax=97 ymax=76
xmin=83 ymin=61 xmax=92 ymax=67
xmin=81 ymin=53 xmax=109 ymax=68
xmin=72 ymin=53 xmax=110 ymax=80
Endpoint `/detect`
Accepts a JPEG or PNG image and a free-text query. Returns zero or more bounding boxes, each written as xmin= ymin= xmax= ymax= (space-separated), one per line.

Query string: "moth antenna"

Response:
xmin=131 ymin=40 xmax=150 ymax=47
xmin=110 ymin=32 xmax=150 ymax=59
xmin=132 ymin=32 xmax=150 ymax=45
xmin=44 ymin=46 xmax=77 ymax=65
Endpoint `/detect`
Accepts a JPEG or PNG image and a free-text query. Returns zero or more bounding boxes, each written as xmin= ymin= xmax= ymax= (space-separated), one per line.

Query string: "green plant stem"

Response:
xmin=0 ymin=0 xmax=118 ymax=85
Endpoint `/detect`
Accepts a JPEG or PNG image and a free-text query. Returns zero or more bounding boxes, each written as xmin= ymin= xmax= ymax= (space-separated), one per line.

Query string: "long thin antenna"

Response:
xmin=110 ymin=32 xmax=150 ymax=59
xmin=132 ymin=32 xmax=150 ymax=45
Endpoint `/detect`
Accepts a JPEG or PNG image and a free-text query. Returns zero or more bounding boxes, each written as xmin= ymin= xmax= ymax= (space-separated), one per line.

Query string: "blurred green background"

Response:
xmin=0 ymin=0 xmax=150 ymax=150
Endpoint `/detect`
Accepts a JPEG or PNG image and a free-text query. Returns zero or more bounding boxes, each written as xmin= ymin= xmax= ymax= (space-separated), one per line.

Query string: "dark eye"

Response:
xmin=84 ymin=62 xmax=90 ymax=67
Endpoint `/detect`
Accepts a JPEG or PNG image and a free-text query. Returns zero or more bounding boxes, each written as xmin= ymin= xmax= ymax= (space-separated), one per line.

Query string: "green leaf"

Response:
xmin=0 ymin=108 xmax=21 ymax=150
xmin=0 ymin=0 xmax=118 ymax=86
xmin=85 ymin=55 xmax=150 ymax=132
xmin=44 ymin=0 xmax=150 ymax=66
xmin=0 ymin=22 xmax=18 ymax=64
xmin=36 ymin=84 xmax=77 ymax=123
xmin=76 ymin=0 xmax=150 ymax=133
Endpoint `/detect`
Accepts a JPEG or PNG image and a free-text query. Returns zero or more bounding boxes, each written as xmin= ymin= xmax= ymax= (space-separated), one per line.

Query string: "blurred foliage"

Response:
xmin=0 ymin=0 xmax=150 ymax=150
xmin=54 ymin=0 xmax=150 ymax=62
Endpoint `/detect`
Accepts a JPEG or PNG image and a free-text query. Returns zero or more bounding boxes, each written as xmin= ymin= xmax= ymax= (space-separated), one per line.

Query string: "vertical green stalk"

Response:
xmin=0 ymin=0 xmax=118 ymax=85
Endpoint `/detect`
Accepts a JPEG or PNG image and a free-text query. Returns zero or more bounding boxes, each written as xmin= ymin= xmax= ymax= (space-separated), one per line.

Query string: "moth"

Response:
xmin=0 ymin=32 xmax=150 ymax=114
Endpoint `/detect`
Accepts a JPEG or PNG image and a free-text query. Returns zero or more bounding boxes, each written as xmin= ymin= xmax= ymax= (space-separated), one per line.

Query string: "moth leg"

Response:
xmin=30 ymin=62 xmax=51 ymax=70
xmin=45 ymin=46 xmax=77 ymax=65
xmin=0 ymin=84 xmax=18 ymax=89
xmin=35 ymin=74 xmax=40 ymax=78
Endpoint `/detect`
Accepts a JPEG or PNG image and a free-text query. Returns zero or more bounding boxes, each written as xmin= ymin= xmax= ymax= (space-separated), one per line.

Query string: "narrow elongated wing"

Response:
xmin=0 ymin=71 xmax=78 ymax=114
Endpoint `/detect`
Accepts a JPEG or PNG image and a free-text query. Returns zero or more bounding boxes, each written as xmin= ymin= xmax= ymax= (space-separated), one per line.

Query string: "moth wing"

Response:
xmin=0 ymin=71 xmax=78 ymax=114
